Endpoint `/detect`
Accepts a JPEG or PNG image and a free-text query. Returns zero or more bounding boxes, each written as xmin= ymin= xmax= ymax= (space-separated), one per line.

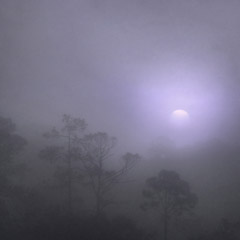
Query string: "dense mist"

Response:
xmin=1 ymin=1 xmax=240 ymax=239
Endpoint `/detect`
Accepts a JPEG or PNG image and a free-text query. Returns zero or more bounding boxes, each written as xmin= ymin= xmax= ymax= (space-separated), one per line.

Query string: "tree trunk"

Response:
xmin=96 ymin=193 xmax=101 ymax=217
xmin=67 ymin=135 xmax=72 ymax=215
xmin=95 ymin=160 xmax=103 ymax=218
xmin=163 ymin=209 xmax=168 ymax=240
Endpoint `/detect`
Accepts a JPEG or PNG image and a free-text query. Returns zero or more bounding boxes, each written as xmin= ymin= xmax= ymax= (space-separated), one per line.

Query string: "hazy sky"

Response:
xmin=1 ymin=0 xmax=240 ymax=151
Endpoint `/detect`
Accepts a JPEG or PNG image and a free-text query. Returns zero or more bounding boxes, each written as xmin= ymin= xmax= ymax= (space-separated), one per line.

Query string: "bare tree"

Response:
xmin=78 ymin=132 xmax=140 ymax=217
xmin=39 ymin=114 xmax=87 ymax=214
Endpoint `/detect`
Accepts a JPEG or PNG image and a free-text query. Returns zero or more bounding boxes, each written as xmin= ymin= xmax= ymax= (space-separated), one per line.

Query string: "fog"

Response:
xmin=2 ymin=0 xmax=240 ymax=146
xmin=1 ymin=1 xmax=240 ymax=240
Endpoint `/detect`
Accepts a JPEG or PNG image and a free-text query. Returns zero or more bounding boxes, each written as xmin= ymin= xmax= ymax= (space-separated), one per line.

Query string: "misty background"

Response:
xmin=2 ymin=0 xmax=240 ymax=147
xmin=1 ymin=1 xmax=240 ymax=240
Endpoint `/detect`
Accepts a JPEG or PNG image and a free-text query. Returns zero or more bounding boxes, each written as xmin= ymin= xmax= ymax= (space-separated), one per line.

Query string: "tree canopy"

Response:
xmin=142 ymin=169 xmax=198 ymax=240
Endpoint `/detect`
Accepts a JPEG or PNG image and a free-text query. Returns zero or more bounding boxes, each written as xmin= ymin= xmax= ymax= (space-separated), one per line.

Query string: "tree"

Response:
xmin=39 ymin=114 xmax=87 ymax=214
xmin=0 ymin=116 xmax=27 ymax=236
xmin=78 ymin=132 xmax=140 ymax=217
xmin=0 ymin=116 xmax=26 ymax=161
xmin=141 ymin=169 xmax=197 ymax=240
xmin=213 ymin=218 xmax=239 ymax=240
xmin=0 ymin=116 xmax=27 ymax=193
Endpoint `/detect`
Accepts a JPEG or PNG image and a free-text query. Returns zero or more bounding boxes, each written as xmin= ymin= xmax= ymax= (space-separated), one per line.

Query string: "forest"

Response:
xmin=1 ymin=114 xmax=240 ymax=240
xmin=2 ymin=1 xmax=240 ymax=239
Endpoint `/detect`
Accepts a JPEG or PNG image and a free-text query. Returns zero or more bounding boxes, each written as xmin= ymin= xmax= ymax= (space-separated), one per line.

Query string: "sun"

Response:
xmin=172 ymin=109 xmax=189 ymax=118
xmin=171 ymin=109 xmax=190 ymax=126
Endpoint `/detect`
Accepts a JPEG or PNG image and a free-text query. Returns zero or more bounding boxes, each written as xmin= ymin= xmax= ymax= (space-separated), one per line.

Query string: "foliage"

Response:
xmin=0 ymin=116 xmax=27 ymax=238
xmin=142 ymin=169 xmax=197 ymax=240
xmin=0 ymin=116 xmax=27 ymax=193
xmin=0 ymin=116 xmax=27 ymax=164
xmin=142 ymin=170 xmax=197 ymax=213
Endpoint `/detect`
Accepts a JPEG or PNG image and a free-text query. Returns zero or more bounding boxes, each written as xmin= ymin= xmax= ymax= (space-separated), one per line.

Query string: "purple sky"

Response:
xmin=1 ymin=0 xmax=240 ymax=151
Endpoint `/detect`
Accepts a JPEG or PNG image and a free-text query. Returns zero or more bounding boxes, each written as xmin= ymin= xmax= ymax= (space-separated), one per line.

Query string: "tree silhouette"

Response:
xmin=0 ymin=116 xmax=27 ymax=162
xmin=0 ymin=116 xmax=27 ymax=236
xmin=39 ymin=114 xmax=87 ymax=214
xmin=78 ymin=132 xmax=140 ymax=217
xmin=0 ymin=116 xmax=27 ymax=193
xmin=142 ymin=169 xmax=197 ymax=240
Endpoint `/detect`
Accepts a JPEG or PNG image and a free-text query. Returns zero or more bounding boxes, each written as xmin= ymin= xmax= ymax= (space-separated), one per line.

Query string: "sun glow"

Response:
xmin=171 ymin=109 xmax=190 ymax=126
